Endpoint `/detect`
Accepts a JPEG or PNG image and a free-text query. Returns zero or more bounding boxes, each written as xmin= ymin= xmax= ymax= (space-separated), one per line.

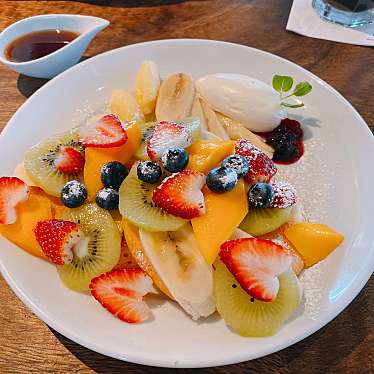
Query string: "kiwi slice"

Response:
xmin=24 ymin=131 xmax=84 ymax=196
xmin=119 ymin=166 xmax=186 ymax=232
xmin=240 ymin=207 xmax=292 ymax=237
xmin=134 ymin=117 xmax=202 ymax=160
xmin=56 ymin=203 xmax=121 ymax=292
xmin=214 ymin=261 xmax=301 ymax=337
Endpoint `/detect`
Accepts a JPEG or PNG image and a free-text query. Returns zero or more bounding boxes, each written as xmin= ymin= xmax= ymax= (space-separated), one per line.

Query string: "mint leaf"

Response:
xmin=272 ymin=75 xmax=294 ymax=93
xmin=293 ymin=82 xmax=312 ymax=97
xmin=281 ymin=102 xmax=305 ymax=108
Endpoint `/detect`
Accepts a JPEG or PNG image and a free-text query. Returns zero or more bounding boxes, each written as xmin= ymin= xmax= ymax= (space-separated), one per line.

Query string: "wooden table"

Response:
xmin=0 ymin=1 xmax=373 ymax=373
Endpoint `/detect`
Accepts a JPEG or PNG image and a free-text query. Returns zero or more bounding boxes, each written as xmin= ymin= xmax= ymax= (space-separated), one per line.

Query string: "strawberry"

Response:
xmin=147 ymin=121 xmax=192 ymax=160
xmin=54 ymin=146 xmax=85 ymax=174
xmin=34 ymin=219 xmax=85 ymax=265
xmin=220 ymin=238 xmax=292 ymax=302
xmin=152 ymin=170 xmax=206 ymax=219
xmin=79 ymin=114 xmax=127 ymax=148
xmin=235 ymin=139 xmax=277 ymax=183
xmin=0 ymin=177 xmax=29 ymax=225
xmin=90 ymin=268 xmax=152 ymax=323
xmin=270 ymin=181 xmax=297 ymax=209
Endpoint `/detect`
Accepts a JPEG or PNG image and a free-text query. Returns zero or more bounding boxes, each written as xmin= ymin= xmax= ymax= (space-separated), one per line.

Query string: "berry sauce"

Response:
xmin=263 ymin=118 xmax=304 ymax=165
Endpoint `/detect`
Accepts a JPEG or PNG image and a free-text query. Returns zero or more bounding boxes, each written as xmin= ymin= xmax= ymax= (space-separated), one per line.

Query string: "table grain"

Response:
xmin=0 ymin=1 xmax=373 ymax=373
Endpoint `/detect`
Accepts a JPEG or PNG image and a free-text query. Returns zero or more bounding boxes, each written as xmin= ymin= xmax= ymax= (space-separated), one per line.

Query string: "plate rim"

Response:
xmin=0 ymin=39 xmax=373 ymax=368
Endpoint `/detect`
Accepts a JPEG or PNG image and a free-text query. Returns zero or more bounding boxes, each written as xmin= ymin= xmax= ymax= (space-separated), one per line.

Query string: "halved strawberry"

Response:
xmin=54 ymin=146 xmax=85 ymax=174
xmin=34 ymin=219 xmax=86 ymax=265
xmin=270 ymin=181 xmax=297 ymax=208
xmin=79 ymin=114 xmax=127 ymax=148
xmin=235 ymin=139 xmax=277 ymax=183
xmin=90 ymin=268 xmax=152 ymax=323
xmin=152 ymin=170 xmax=205 ymax=219
xmin=0 ymin=177 xmax=29 ymax=225
xmin=220 ymin=238 xmax=292 ymax=302
xmin=147 ymin=121 xmax=192 ymax=160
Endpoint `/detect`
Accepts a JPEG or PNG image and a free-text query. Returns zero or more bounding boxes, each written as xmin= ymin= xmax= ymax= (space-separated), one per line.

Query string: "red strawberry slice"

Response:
xmin=147 ymin=121 xmax=192 ymax=160
xmin=79 ymin=114 xmax=127 ymax=148
xmin=90 ymin=268 xmax=152 ymax=323
xmin=152 ymin=170 xmax=206 ymax=219
xmin=0 ymin=177 xmax=29 ymax=225
xmin=54 ymin=146 xmax=85 ymax=174
xmin=270 ymin=181 xmax=297 ymax=208
xmin=235 ymin=139 xmax=277 ymax=183
xmin=34 ymin=219 xmax=86 ymax=265
xmin=220 ymin=238 xmax=292 ymax=302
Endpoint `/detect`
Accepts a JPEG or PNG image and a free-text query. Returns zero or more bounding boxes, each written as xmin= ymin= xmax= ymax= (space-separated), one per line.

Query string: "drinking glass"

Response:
xmin=312 ymin=0 xmax=374 ymax=27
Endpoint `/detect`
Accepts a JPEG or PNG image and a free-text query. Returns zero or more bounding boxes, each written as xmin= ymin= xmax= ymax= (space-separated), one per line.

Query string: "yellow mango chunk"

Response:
xmin=122 ymin=219 xmax=173 ymax=300
xmin=84 ymin=122 xmax=141 ymax=200
xmin=284 ymin=222 xmax=344 ymax=267
xmin=0 ymin=188 xmax=55 ymax=260
xmin=191 ymin=180 xmax=248 ymax=264
xmin=187 ymin=140 xmax=235 ymax=174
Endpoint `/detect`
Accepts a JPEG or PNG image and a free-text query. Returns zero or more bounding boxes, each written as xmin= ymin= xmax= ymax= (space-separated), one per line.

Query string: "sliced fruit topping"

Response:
xmin=147 ymin=121 xmax=192 ymax=161
xmin=90 ymin=268 xmax=152 ymax=323
xmin=240 ymin=206 xmax=292 ymax=237
xmin=54 ymin=203 xmax=121 ymax=291
xmin=110 ymin=90 xmax=145 ymax=125
xmin=235 ymin=139 xmax=277 ymax=183
xmin=54 ymin=146 xmax=85 ymax=174
xmin=161 ymin=147 xmax=189 ymax=173
xmin=34 ymin=219 xmax=86 ymax=265
xmin=61 ymin=180 xmax=87 ymax=208
xmin=248 ymin=182 xmax=274 ymax=208
xmin=153 ymin=170 xmax=206 ymax=220
xmin=137 ymin=161 xmax=162 ymax=184
xmin=284 ymin=222 xmax=344 ymax=267
xmin=270 ymin=181 xmax=297 ymax=208
xmin=112 ymin=236 xmax=140 ymax=270
xmin=220 ymin=238 xmax=293 ymax=301
xmin=139 ymin=225 xmax=215 ymax=320
xmin=119 ymin=165 xmax=186 ymax=232
xmin=79 ymin=114 xmax=127 ymax=148
xmin=191 ymin=180 xmax=248 ymax=264
xmin=214 ymin=260 xmax=301 ymax=337
xmin=96 ymin=188 xmax=119 ymax=210
xmin=84 ymin=122 xmax=141 ymax=200
xmin=101 ymin=161 xmax=129 ymax=190
xmin=135 ymin=60 xmax=161 ymax=115
xmin=24 ymin=131 xmax=84 ymax=197
xmin=155 ymin=73 xmax=195 ymax=122
xmin=187 ymin=140 xmax=235 ymax=174
xmin=221 ymin=154 xmax=249 ymax=179
xmin=0 ymin=177 xmax=29 ymax=224
xmin=206 ymin=166 xmax=238 ymax=193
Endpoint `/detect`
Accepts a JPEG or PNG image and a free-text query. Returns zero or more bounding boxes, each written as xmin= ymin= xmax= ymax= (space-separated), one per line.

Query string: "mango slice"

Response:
xmin=191 ymin=180 xmax=248 ymax=264
xmin=284 ymin=222 xmax=344 ymax=267
xmin=84 ymin=122 xmax=141 ymax=200
xmin=187 ymin=140 xmax=235 ymax=174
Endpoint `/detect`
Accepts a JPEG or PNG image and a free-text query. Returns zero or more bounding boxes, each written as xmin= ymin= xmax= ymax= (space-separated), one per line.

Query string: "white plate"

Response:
xmin=0 ymin=39 xmax=373 ymax=368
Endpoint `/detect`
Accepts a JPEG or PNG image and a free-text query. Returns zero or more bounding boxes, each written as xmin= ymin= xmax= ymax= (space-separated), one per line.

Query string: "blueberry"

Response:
xmin=161 ymin=147 xmax=189 ymax=173
xmin=61 ymin=180 xmax=87 ymax=208
xmin=96 ymin=188 xmax=119 ymax=210
xmin=248 ymin=182 xmax=274 ymax=208
xmin=221 ymin=155 xmax=249 ymax=178
xmin=101 ymin=161 xmax=129 ymax=190
xmin=137 ymin=161 xmax=162 ymax=184
xmin=206 ymin=166 xmax=238 ymax=193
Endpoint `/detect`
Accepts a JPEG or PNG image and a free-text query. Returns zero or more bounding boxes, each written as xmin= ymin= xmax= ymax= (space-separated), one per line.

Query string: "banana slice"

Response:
xmin=191 ymin=95 xmax=208 ymax=131
xmin=139 ymin=225 xmax=215 ymax=320
xmin=216 ymin=113 xmax=274 ymax=158
xmin=135 ymin=61 xmax=161 ymax=115
xmin=155 ymin=73 xmax=195 ymax=122
xmin=200 ymin=99 xmax=230 ymax=140
xmin=110 ymin=90 xmax=145 ymax=125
